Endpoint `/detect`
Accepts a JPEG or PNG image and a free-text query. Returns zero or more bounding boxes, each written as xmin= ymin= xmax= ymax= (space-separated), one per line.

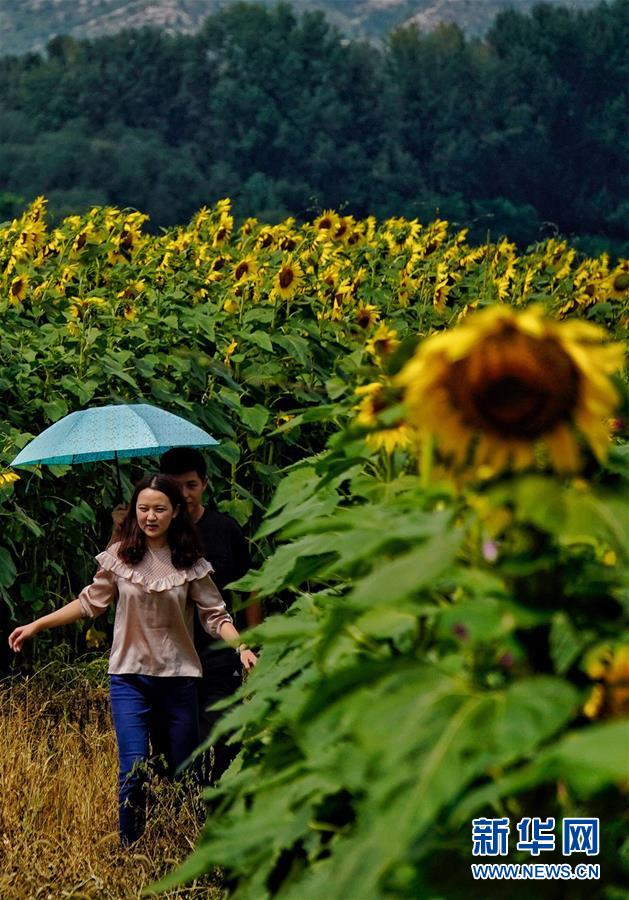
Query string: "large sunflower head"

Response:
xmin=233 ymin=256 xmax=258 ymax=282
xmin=396 ymin=305 xmax=624 ymax=474
xmin=9 ymin=274 xmax=28 ymax=305
xmin=273 ymin=259 xmax=303 ymax=300
xmin=313 ymin=210 xmax=339 ymax=241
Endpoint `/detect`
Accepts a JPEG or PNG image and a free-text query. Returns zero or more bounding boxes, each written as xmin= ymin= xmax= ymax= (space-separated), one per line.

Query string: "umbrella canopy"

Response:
xmin=11 ymin=403 xmax=218 ymax=468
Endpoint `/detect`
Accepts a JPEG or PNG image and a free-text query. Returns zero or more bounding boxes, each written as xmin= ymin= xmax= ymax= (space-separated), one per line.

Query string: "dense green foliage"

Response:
xmin=1 ymin=197 xmax=627 ymax=896
xmin=0 ymin=1 xmax=627 ymax=251
xmin=162 ymin=453 xmax=628 ymax=898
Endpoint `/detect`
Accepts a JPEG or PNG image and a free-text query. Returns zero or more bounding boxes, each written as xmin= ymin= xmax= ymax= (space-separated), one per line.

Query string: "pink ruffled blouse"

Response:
xmin=77 ymin=542 xmax=233 ymax=677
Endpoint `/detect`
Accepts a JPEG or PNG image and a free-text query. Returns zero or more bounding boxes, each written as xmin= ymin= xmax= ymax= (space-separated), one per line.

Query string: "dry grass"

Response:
xmin=0 ymin=661 xmax=222 ymax=899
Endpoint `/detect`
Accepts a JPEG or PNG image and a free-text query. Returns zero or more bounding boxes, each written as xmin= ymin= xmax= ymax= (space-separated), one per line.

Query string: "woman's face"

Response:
xmin=135 ymin=488 xmax=178 ymax=542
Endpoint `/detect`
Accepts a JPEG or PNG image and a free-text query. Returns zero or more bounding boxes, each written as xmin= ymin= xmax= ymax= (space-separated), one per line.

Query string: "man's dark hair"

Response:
xmin=117 ymin=473 xmax=202 ymax=568
xmin=160 ymin=447 xmax=207 ymax=481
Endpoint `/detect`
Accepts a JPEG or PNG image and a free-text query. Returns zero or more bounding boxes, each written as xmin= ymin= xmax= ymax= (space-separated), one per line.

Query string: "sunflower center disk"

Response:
xmin=447 ymin=331 xmax=581 ymax=439
xmin=279 ymin=269 xmax=294 ymax=289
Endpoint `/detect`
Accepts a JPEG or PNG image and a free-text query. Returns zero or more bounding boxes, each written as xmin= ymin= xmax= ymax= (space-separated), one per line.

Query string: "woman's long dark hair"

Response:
xmin=117 ymin=473 xmax=202 ymax=569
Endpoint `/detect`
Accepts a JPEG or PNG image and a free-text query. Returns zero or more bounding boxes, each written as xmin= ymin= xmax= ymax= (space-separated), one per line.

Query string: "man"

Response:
xmin=111 ymin=447 xmax=261 ymax=783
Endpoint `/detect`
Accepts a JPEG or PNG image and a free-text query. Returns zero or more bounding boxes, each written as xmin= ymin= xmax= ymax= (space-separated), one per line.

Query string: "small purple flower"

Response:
xmin=498 ymin=652 xmax=514 ymax=669
xmin=452 ymin=622 xmax=469 ymax=642
xmin=482 ymin=540 xmax=499 ymax=562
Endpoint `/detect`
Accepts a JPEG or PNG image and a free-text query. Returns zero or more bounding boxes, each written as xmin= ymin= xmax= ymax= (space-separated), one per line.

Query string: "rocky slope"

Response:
xmin=0 ymin=0 xmax=602 ymax=55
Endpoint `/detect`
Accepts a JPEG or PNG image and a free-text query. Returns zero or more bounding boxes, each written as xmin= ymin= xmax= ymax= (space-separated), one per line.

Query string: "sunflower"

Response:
xmin=71 ymin=222 xmax=99 ymax=255
xmin=355 ymin=383 xmax=414 ymax=454
xmin=224 ymin=340 xmax=238 ymax=366
xmin=355 ymin=304 xmax=379 ymax=329
xmin=332 ymin=215 xmax=355 ymax=244
xmin=583 ymin=644 xmax=629 ymax=720
xmin=0 ymin=471 xmax=19 ymax=488
xmin=60 ymin=264 xmax=79 ymax=286
xmin=9 ymin=274 xmax=28 ymax=305
xmin=365 ymin=323 xmax=400 ymax=360
xmin=273 ymin=259 xmax=303 ymax=300
xmin=240 ymin=217 xmax=259 ymax=236
xmin=542 ymin=239 xmax=578 ymax=281
xmin=116 ymin=280 xmax=145 ymax=300
xmin=459 ymin=246 xmax=486 ymax=270
xmin=212 ymin=214 xmax=233 ymax=248
xmin=256 ymin=228 xmax=274 ymax=250
xmin=233 ymin=256 xmax=258 ymax=282
xmin=192 ymin=206 xmax=211 ymax=230
xmin=396 ymin=305 xmax=624 ymax=474
xmin=313 ymin=210 xmax=339 ymax=240
xmin=383 ymin=218 xmax=422 ymax=254
xmin=206 ymin=254 xmax=229 ymax=284
xmin=117 ymin=218 xmax=144 ymax=256
xmin=416 ymin=219 xmax=449 ymax=258
xmin=605 ymin=261 xmax=629 ymax=299
xmin=318 ymin=264 xmax=340 ymax=298
xmin=432 ymin=263 xmax=460 ymax=311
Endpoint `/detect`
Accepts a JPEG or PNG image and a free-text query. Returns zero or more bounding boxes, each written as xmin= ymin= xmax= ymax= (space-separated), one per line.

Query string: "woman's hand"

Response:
xmin=8 ymin=622 xmax=38 ymax=652
xmin=239 ymin=647 xmax=258 ymax=672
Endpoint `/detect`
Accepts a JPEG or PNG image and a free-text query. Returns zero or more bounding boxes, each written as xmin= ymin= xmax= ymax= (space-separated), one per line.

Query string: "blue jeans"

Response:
xmin=109 ymin=674 xmax=199 ymax=846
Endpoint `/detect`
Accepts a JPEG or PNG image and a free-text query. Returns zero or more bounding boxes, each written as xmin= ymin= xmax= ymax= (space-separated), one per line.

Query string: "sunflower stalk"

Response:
xmin=420 ymin=432 xmax=434 ymax=489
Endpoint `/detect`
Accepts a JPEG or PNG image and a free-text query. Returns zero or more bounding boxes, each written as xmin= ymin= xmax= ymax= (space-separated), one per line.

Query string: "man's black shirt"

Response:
xmin=193 ymin=505 xmax=251 ymax=657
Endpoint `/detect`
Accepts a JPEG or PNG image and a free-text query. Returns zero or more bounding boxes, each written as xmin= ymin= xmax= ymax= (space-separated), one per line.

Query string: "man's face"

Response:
xmin=169 ymin=470 xmax=207 ymax=518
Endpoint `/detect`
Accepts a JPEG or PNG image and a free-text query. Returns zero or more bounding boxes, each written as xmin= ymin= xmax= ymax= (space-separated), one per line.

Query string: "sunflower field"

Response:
xmin=1 ymin=197 xmax=628 ymax=898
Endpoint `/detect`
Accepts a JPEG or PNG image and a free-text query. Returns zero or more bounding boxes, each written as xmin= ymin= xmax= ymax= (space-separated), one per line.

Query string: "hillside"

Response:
xmin=0 ymin=0 xmax=601 ymax=55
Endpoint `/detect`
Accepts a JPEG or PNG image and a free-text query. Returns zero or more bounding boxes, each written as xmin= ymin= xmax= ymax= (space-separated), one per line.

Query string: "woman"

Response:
xmin=8 ymin=473 xmax=257 ymax=846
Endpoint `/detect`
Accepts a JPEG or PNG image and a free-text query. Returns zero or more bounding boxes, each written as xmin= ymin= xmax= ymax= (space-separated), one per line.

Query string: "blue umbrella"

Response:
xmin=11 ymin=403 xmax=218 ymax=498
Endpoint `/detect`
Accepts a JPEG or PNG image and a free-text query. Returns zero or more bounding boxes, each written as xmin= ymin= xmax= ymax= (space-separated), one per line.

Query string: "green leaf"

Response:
xmin=20 ymin=582 xmax=44 ymax=612
xmin=325 ymin=376 xmax=349 ymax=400
xmin=438 ymin=596 xmax=509 ymax=643
xmin=42 ymin=398 xmax=68 ymax=422
xmin=266 ymin=464 xmax=320 ymax=517
xmin=349 ymin=528 xmax=464 ymax=607
xmin=217 ymin=497 xmax=252 ymax=526
xmin=0 ymin=546 xmax=17 ymax=587
xmin=604 ymin=444 xmax=629 ymax=478
xmin=214 ymin=441 xmax=241 ymax=464
xmin=232 ymin=536 xmax=337 ymax=596
xmin=243 ymin=330 xmax=274 ymax=353
xmin=248 ymin=615 xmax=320 ymax=644
xmin=550 ymin=612 xmax=589 ymax=674
xmin=68 ymin=500 xmax=95 ymax=526
xmin=493 ymin=476 xmax=629 ymax=559
xmin=239 ymin=404 xmax=269 ymax=435
xmin=288 ymin=672 xmax=576 ymax=900
xmin=13 ymin=506 xmax=43 ymax=537
xmin=59 ymin=376 xmax=98 ymax=405
xmin=273 ymin=334 xmax=312 ymax=367
xmin=490 ymin=677 xmax=579 ymax=764
xmin=47 ymin=464 xmax=72 ymax=477
xmin=562 ymin=490 xmax=629 ymax=559
xmin=256 ymin=491 xmax=339 ymax=539
xmin=454 ymin=719 xmax=629 ymax=822
xmin=243 ymin=307 xmax=274 ymax=324
xmin=218 ymin=387 xmax=242 ymax=410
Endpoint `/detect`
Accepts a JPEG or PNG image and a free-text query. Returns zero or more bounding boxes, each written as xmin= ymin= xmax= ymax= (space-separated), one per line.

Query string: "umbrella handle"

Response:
xmin=115 ymin=453 xmax=124 ymax=505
